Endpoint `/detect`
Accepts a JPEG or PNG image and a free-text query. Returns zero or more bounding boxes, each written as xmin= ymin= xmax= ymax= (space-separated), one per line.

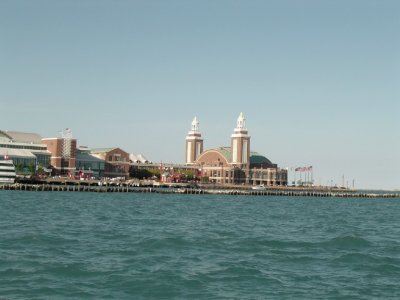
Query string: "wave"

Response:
xmin=333 ymin=252 xmax=377 ymax=264
xmin=234 ymin=237 xmax=316 ymax=251
xmin=233 ymin=235 xmax=372 ymax=252
xmin=321 ymin=235 xmax=372 ymax=249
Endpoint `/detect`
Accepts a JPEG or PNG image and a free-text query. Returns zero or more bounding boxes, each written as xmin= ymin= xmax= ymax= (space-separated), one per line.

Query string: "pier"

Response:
xmin=0 ymin=183 xmax=399 ymax=198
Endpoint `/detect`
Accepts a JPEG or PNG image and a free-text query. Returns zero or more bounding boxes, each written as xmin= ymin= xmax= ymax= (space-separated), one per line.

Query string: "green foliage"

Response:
xmin=180 ymin=170 xmax=194 ymax=180
xmin=200 ymin=176 xmax=209 ymax=183
xmin=15 ymin=162 xmax=34 ymax=175
xmin=129 ymin=166 xmax=160 ymax=179
xmin=149 ymin=169 xmax=160 ymax=178
xmin=28 ymin=163 xmax=35 ymax=173
xmin=15 ymin=163 xmax=24 ymax=172
xmin=36 ymin=165 xmax=45 ymax=175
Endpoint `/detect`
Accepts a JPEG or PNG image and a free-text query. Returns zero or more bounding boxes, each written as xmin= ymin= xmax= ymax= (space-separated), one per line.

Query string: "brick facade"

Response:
xmin=91 ymin=148 xmax=130 ymax=179
xmin=42 ymin=138 xmax=77 ymax=175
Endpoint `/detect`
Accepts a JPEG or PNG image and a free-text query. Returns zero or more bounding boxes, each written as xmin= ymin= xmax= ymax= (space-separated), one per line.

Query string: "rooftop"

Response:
xmin=217 ymin=147 xmax=232 ymax=162
xmin=76 ymin=151 xmax=105 ymax=162
xmin=209 ymin=147 xmax=273 ymax=166
xmin=0 ymin=148 xmax=37 ymax=158
xmin=90 ymin=148 xmax=117 ymax=153
xmin=250 ymin=152 xmax=273 ymax=165
xmin=4 ymin=131 xmax=43 ymax=144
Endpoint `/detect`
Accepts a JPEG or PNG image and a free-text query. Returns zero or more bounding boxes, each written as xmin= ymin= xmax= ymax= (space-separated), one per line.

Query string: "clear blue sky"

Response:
xmin=1 ymin=0 xmax=399 ymax=190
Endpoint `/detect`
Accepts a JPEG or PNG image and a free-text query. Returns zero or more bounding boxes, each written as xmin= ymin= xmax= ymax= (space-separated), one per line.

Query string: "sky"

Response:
xmin=1 ymin=0 xmax=399 ymax=190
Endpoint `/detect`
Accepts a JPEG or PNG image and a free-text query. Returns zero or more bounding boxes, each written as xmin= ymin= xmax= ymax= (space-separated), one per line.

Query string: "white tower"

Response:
xmin=231 ymin=112 xmax=250 ymax=167
xmin=185 ymin=117 xmax=203 ymax=165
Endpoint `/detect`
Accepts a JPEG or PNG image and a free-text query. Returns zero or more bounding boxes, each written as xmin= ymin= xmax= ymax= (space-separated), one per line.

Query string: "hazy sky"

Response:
xmin=1 ymin=0 xmax=399 ymax=189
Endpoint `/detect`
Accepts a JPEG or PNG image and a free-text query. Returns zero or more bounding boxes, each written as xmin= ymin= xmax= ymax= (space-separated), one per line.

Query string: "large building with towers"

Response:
xmin=185 ymin=113 xmax=287 ymax=186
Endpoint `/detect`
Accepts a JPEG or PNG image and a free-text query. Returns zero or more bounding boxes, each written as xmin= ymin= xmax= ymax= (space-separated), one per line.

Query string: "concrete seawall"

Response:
xmin=1 ymin=184 xmax=399 ymax=198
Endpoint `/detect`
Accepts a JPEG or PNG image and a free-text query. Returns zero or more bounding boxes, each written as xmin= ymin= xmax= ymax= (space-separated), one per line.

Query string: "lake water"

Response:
xmin=1 ymin=191 xmax=400 ymax=299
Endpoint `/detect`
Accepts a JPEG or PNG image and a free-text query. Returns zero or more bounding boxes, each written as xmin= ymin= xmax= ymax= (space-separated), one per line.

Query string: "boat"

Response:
xmin=0 ymin=159 xmax=16 ymax=184
xmin=252 ymin=184 xmax=266 ymax=191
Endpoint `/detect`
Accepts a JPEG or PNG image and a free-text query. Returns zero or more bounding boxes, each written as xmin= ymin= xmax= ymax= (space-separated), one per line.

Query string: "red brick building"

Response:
xmin=90 ymin=148 xmax=130 ymax=179
xmin=42 ymin=137 xmax=77 ymax=175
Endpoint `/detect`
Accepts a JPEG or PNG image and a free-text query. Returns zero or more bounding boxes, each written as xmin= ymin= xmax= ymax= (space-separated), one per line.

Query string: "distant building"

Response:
xmin=185 ymin=113 xmax=287 ymax=186
xmin=129 ymin=153 xmax=151 ymax=164
xmin=0 ymin=130 xmax=51 ymax=175
xmin=90 ymin=148 xmax=130 ymax=179
xmin=42 ymin=129 xmax=77 ymax=176
xmin=76 ymin=146 xmax=105 ymax=178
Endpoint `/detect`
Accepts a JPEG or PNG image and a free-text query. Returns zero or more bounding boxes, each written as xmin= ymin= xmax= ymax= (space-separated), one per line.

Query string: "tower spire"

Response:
xmin=236 ymin=112 xmax=246 ymax=130
xmin=191 ymin=116 xmax=199 ymax=132
xmin=185 ymin=117 xmax=203 ymax=165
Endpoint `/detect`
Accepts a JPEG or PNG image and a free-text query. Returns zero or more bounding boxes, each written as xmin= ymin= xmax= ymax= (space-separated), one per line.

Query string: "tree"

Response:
xmin=181 ymin=170 xmax=194 ymax=180
xmin=129 ymin=166 xmax=157 ymax=179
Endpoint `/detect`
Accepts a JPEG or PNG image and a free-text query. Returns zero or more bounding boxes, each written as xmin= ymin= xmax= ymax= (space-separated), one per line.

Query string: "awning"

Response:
xmin=0 ymin=147 xmax=36 ymax=158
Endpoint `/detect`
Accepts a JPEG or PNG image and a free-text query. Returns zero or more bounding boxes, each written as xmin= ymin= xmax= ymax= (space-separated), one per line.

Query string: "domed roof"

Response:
xmin=250 ymin=152 xmax=272 ymax=165
xmin=196 ymin=147 xmax=231 ymax=166
xmin=196 ymin=148 xmax=275 ymax=168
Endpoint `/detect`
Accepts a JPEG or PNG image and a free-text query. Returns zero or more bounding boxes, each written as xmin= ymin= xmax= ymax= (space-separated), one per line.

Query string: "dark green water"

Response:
xmin=1 ymin=191 xmax=400 ymax=299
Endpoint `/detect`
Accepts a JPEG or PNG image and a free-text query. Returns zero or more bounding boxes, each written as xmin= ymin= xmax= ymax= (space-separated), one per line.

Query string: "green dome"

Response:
xmin=250 ymin=152 xmax=273 ymax=165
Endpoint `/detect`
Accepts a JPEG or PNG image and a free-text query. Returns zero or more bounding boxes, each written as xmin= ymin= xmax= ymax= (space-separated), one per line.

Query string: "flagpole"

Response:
xmin=301 ymin=170 xmax=303 ymax=185
xmin=306 ymin=169 xmax=309 ymax=186
xmin=311 ymin=167 xmax=314 ymax=185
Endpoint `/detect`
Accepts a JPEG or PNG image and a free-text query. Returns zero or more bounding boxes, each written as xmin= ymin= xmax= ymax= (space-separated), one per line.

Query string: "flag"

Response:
xmin=295 ymin=166 xmax=313 ymax=172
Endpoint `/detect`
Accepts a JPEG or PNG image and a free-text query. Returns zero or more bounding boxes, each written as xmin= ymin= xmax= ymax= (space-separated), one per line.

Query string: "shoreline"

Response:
xmin=1 ymin=183 xmax=399 ymax=198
